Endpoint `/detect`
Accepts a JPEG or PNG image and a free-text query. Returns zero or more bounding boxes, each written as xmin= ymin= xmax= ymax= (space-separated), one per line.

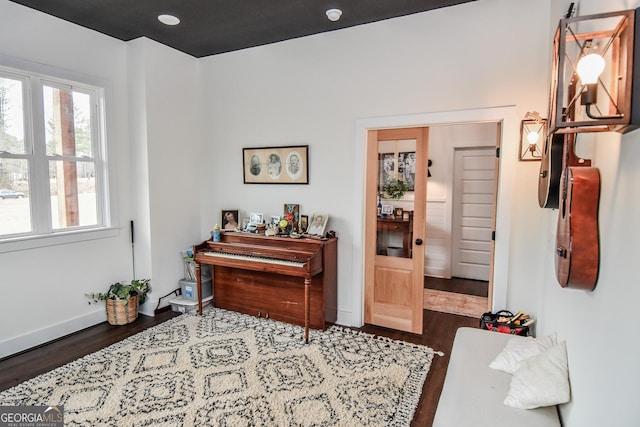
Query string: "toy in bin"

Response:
xmin=480 ymin=310 xmax=535 ymax=336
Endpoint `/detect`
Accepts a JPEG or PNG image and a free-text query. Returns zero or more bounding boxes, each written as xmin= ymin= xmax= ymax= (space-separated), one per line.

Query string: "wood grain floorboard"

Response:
xmin=423 ymin=288 xmax=488 ymax=318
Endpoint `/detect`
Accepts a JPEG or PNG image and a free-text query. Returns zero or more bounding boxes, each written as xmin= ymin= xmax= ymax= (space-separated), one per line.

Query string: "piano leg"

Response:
xmin=304 ymin=277 xmax=310 ymax=343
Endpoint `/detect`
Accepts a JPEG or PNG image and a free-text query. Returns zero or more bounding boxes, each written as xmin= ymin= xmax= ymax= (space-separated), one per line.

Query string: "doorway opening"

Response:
xmin=352 ymin=106 xmax=516 ymax=329
xmin=364 ymin=122 xmax=500 ymax=328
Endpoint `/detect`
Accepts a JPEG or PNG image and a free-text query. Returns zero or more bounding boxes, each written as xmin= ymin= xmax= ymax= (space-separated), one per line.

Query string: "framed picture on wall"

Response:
xmin=243 ymin=145 xmax=309 ymax=184
xmin=398 ymin=152 xmax=416 ymax=191
xmin=378 ymin=153 xmax=394 ymax=190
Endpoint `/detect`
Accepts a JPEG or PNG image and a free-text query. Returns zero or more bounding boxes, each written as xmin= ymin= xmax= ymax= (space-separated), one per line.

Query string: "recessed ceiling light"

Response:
xmin=326 ymin=9 xmax=342 ymax=22
xmin=158 ymin=14 xmax=180 ymax=26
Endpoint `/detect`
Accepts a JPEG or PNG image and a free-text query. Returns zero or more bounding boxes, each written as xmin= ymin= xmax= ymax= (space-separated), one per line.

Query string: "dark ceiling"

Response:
xmin=10 ymin=0 xmax=477 ymax=58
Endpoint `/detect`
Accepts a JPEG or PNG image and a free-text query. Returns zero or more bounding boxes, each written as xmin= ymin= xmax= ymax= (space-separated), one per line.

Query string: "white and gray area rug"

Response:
xmin=0 ymin=308 xmax=440 ymax=426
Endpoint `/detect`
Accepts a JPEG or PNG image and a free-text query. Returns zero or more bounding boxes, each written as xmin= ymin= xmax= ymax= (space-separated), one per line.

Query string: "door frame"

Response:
xmin=351 ymin=106 xmax=517 ymax=328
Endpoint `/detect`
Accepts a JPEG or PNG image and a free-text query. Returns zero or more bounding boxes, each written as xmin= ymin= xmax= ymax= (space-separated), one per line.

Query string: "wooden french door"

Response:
xmin=364 ymin=127 xmax=428 ymax=334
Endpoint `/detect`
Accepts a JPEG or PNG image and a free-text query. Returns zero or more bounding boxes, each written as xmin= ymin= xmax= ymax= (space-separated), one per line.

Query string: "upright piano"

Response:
xmin=193 ymin=232 xmax=337 ymax=342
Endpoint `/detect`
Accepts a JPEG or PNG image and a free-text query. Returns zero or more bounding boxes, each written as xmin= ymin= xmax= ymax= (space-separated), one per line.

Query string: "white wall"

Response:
xmin=125 ymin=38 xmax=203 ymax=315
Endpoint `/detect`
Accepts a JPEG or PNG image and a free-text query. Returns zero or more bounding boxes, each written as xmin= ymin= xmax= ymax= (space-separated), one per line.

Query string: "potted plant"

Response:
xmin=383 ymin=175 xmax=409 ymax=200
xmin=86 ymin=279 xmax=150 ymax=325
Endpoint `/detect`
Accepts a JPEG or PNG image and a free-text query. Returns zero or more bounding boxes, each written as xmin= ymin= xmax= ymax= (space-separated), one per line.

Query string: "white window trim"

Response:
xmin=0 ymin=55 xmax=119 ymax=251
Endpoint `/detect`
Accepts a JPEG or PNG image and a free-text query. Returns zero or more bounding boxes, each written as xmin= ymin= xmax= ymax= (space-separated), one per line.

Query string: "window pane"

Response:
xmin=43 ymin=86 xmax=93 ymax=157
xmin=0 ymin=158 xmax=30 ymax=235
xmin=49 ymin=160 xmax=97 ymax=229
xmin=0 ymin=75 xmax=26 ymax=154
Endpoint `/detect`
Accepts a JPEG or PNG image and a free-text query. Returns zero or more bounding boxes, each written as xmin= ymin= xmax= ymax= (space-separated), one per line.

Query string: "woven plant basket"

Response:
xmin=106 ymin=295 xmax=139 ymax=325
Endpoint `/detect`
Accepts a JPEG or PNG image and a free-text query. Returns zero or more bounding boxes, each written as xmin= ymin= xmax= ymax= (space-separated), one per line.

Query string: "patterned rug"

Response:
xmin=0 ymin=308 xmax=440 ymax=426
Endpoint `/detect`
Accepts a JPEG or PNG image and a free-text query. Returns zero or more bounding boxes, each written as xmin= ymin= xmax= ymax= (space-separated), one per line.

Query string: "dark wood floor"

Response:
xmin=0 ymin=309 xmax=477 ymax=427
xmin=425 ymin=276 xmax=489 ymax=297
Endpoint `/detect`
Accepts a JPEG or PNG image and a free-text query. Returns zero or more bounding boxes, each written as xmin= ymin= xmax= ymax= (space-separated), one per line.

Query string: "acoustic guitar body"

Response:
xmin=538 ymin=133 xmax=564 ymax=209
xmin=555 ymin=167 xmax=600 ymax=290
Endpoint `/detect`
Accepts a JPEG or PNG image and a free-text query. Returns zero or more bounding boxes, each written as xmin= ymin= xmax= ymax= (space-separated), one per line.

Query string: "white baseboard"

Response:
xmin=0 ymin=309 xmax=106 ymax=360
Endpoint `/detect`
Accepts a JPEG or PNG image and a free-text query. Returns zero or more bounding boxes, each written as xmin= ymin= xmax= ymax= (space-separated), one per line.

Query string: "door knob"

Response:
xmin=415 ymin=238 xmax=423 ymax=246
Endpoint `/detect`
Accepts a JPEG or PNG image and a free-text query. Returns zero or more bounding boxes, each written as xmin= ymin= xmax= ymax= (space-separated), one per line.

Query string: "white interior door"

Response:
xmin=451 ymin=147 xmax=496 ymax=281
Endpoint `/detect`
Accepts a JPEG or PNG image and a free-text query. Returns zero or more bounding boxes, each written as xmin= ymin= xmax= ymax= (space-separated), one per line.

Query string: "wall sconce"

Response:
xmin=519 ymin=112 xmax=546 ymax=161
xmin=548 ymin=8 xmax=640 ymax=134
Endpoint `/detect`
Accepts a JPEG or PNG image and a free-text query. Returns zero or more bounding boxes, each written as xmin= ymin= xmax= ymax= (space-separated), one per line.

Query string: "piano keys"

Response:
xmin=193 ymin=232 xmax=337 ymax=342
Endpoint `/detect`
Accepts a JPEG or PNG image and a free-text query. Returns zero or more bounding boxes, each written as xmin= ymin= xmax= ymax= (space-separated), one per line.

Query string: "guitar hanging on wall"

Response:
xmin=539 ymin=68 xmax=591 ymax=209
xmin=549 ymin=29 xmax=600 ymax=290
xmin=554 ymin=134 xmax=601 ymax=290
xmin=538 ymin=132 xmax=564 ymax=209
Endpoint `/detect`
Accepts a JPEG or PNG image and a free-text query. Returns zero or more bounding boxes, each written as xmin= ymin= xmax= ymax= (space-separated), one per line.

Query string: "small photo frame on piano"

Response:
xmin=270 ymin=215 xmax=280 ymax=225
xmin=249 ymin=212 xmax=263 ymax=225
xmin=300 ymin=215 xmax=308 ymax=233
xmin=307 ymin=213 xmax=329 ymax=236
xmin=221 ymin=209 xmax=239 ymax=231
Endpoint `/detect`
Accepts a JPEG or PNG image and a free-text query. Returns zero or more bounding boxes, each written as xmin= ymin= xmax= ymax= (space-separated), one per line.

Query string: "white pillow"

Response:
xmin=489 ymin=333 xmax=557 ymax=374
xmin=504 ymin=341 xmax=570 ymax=409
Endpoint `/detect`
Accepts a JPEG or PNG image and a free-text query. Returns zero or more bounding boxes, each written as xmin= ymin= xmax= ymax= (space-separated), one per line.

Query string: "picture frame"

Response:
xmin=221 ymin=209 xmax=239 ymax=230
xmin=378 ymin=153 xmax=394 ymax=190
xmin=378 ymin=151 xmax=415 ymax=192
xmin=394 ymin=207 xmax=404 ymax=218
xmin=241 ymin=217 xmax=249 ymax=230
xmin=300 ymin=215 xmax=308 ymax=233
xmin=249 ymin=212 xmax=263 ymax=225
xmin=381 ymin=205 xmax=394 ymax=216
xmin=398 ymin=152 xmax=416 ymax=191
xmin=243 ymin=145 xmax=309 ymax=184
xmin=283 ymin=203 xmax=300 ymax=227
xmin=307 ymin=213 xmax=329 ymax=236
xmin=270 ymin=215 xmax=280 ymax=225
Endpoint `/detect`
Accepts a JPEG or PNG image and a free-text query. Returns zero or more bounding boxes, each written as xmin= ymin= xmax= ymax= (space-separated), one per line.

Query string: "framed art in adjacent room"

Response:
xmin=243 ymin=145 xmax=309 ymax=184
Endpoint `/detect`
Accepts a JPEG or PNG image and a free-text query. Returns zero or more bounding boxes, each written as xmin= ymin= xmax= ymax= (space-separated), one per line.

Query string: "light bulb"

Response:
xmin=576 ymin=53 xmax=605 ymax=85
xmin=527 ymin=131 xmax=539 ymax=145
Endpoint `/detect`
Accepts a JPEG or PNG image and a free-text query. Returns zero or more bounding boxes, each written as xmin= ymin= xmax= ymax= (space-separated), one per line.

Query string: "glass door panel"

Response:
xmin=376 ymin=139 xmax=416 ymax=258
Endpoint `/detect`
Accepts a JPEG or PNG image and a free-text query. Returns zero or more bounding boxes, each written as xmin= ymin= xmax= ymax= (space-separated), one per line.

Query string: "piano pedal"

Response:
xmin=257 ymin=311 xmax=261 ymax=318
xmin=265 ymin=313 xmax=270 ymax=319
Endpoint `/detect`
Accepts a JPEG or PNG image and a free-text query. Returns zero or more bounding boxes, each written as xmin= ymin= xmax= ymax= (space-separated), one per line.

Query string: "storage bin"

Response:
xmin=179 ymin=277 xmax=212 ymax=301
xmin=169 ymin=295 xmax=213 ymax=314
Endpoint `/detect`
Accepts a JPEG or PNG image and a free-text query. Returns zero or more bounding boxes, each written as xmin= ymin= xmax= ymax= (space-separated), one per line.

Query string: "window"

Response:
xmin=0 ymin=65 xmax=110 ymax=243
